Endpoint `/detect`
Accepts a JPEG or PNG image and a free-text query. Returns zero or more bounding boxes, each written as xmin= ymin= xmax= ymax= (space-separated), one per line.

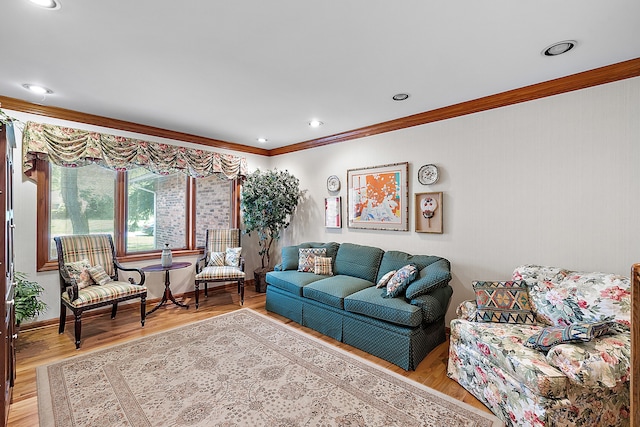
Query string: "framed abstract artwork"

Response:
xmin=325 ymin=196 xmax=342 ymax=228
xmin=347 ymin=162 xmax=408 ymax=231
xmin=415 ymin=192 xmax=443 ymax=233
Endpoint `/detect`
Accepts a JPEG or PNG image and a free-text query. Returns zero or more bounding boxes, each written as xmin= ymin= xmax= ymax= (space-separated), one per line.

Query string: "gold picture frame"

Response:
xmin=415 ymin=192 xmax=443 ymax=233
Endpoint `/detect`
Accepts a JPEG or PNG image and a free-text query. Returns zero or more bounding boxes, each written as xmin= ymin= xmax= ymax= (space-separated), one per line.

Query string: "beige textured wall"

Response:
xmin=270 ymin=77 xmax=640 ymax=322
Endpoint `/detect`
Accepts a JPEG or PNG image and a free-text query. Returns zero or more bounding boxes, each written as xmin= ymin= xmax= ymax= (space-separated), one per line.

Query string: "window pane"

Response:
xmin=127 ymin=169 xmax=187 ymax=252
xmin=195 ymin=176 xmax=232 ymax=247
xmin=49 ymin=163 xmax=116 ymax=259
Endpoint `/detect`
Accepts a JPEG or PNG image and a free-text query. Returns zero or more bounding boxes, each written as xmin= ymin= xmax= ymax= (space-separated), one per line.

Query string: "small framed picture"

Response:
xmin=325 ymin=196 xmax=342 ymax=228
xmin=415 ymin=192 xmax=443 ymax=233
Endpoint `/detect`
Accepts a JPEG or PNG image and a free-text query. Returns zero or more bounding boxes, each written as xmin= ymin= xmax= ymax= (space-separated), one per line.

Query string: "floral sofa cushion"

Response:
xmin=450 ymin=319 xmax=568 ymax=398
xmin=513 ymin=265 xmax=631 ymax=327
xmin=546 ymin=332 xmax=631 ymax=389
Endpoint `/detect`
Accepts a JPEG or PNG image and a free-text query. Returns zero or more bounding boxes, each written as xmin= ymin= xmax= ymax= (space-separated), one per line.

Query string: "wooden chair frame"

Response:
xmin=54 ymin=234 xmax=147 ymax=349
xmin=631 ymin=263 xmax=639 ymax=426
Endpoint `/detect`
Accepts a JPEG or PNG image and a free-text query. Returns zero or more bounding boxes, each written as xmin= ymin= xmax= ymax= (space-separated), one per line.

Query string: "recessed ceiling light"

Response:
xmin=22 ymin=83 xmax=53 ymax=95
xmin=28 ymin=0 xmax=61 ymax=9
xmin=257 ymin=137 xmax=268 ymax=143
xmin=542 ymin=40 xmax=577 ymax=56
xmin=309 ymin=120 xmax=323 ymax=128
xmin=392 ymin=93 xmax=410 ymax=101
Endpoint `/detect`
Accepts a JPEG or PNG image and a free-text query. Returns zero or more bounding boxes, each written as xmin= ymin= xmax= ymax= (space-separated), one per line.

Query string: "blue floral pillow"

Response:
xmin=524 ymin=321 xmax=615 ymax=352
xmin=383 ymin=264 xmax=418 ymax=298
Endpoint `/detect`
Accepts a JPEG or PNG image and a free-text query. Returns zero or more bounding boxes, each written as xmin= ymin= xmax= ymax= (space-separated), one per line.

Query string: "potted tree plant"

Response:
xmin=241 ymin=169 xmax=301 ymax=292
xmin=14 ymin=272 xmax=47 ymax=327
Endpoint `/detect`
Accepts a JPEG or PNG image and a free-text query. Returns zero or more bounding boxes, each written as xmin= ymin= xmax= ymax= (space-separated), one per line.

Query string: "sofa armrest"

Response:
xmin=456 ymin=299 xmax=477 ymax=321
xmin=410 ymin=284 xmax=453 ymax=323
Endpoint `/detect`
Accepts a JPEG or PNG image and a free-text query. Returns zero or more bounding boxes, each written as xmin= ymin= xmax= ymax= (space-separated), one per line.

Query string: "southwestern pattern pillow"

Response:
xmin=376 ymin=270 xmax=396 ymax=289
xmin=208 ymin=251 xmax=226 ymax=267
xmin=64 ymin=258 xmax=94 ymax=289
xmin=473 ymin=280 xmax=536 ymax=324
xmin=314 ymin=257 xmax=333 ymax=276
xmin=225 ymin=247 xmax=242 ymax=267
xmin=88 ymin=265 xmax=112 ymax=286
xmin=524 ymin=321 xmax=615 ymax=352
xmin=384 ymin=264 xmax=418 ymax=298
xmin=298 ymin=248 xmax=326 ymax=272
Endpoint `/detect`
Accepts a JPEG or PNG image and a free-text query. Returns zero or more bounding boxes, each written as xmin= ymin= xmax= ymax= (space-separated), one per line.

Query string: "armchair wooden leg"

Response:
xmin=239 ymin=279 xmax=245 ymax=305
xmin=204 ymin=283 xmax=208 ymax=297
xmin=59 ymin=304 xmax=67 ymax=334
xmin=111 ymin=303 xmax=118 ymax=319
xmin=195 ymin=283 xmax=200 ymax=309
xmin=141 ymin=296 xmax=146 ymax=327
xmin=74 ymin=311 xmax=82 ymax=349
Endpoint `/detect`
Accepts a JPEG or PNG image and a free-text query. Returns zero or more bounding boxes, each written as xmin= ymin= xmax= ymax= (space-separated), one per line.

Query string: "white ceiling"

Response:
xmin=1 ymin=0 xmax=639 ymax=150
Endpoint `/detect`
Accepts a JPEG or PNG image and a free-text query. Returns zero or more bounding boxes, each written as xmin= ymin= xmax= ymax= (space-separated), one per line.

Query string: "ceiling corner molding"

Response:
xmin=0 ymin=96 xmax=270 ymax=157
xmin=268 ymin=57 xmax=640 ymax=156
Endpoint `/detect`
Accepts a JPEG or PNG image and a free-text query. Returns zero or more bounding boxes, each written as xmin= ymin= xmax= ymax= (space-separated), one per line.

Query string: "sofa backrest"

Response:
xmin=334 ymin=243 xmax=384 ymax=283
xmin=376 ymin=251 xmax=443 ymax=283
xmin=513 ymin=264 xmax=631 ymax=326
xmin=279 ymin=242 xmax=340 ymax=271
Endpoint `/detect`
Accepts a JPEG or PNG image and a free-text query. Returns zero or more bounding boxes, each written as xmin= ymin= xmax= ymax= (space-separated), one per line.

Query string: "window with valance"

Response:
xmin=22 ymin=121 xmax=247 ymax=271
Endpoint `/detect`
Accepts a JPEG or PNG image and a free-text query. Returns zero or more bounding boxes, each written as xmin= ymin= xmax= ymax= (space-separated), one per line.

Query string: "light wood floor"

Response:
xmin=8 ymin=286 xmax=490 ymax=426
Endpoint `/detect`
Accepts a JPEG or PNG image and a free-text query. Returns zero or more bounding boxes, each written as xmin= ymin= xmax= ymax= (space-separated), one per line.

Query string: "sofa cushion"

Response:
xmin=545 ymin=332 xmax=631 ymax=389
xmin=303 ymin=275 xmax=373 ymax=309
xmin=376 ymin=251 xmax=442 ymax=283
xmin=473 ymin=280 xmax=536 ymax=324
xmin=524 ymin=321 xmax=616 ymax=352
xmin=266 ymin=270 xmax=326 ymax=296
xmin=449 ymin=319 xmax=568 ymax=399
xmin=344 ymin=286 xmax=422 ymax=327
xmin=334 ymin=243 xmax=384 ymax=283
xmin=405 ymin=258 xmax=452 ymax=299
xmin=280 ymin=243 xmax=312 ymax=270
xmin=520 ymin=266 xmax=631 ymax=327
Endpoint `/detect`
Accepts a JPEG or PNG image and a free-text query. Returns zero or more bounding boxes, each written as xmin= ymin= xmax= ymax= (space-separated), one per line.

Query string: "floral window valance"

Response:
xmin=22 ymin=121 xmax=247 ymax=180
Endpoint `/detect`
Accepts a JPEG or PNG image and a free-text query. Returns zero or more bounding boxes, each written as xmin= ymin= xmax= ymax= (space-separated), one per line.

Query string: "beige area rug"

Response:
xmin=37 ymin=308 xmax=503 ymax=427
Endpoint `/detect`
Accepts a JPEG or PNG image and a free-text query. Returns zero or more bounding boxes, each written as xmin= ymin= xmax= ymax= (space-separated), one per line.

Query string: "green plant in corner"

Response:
xmin=14 ymin=272 xmax=47 ymax=326
xmin=241 ymin=169 xmax=302 ymax=273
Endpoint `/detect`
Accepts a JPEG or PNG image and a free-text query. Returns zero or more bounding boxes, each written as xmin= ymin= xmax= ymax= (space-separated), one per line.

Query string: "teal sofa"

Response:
xmin=265 ymin=242 xmax=453 ymax=370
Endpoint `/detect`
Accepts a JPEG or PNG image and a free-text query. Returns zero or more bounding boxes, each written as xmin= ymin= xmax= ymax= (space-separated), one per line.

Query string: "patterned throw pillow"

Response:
xmin=314 ymin=257 xmax=333 ymax=276
xmin=208 ymin=251 xmax=226 ymax=267
xmin=298 ymin=248 xmax=326 ymax=272
xmin=64 ymin=258 xmax=93 ymax=289
xmin=384 ymin=264 xmax=418 ymax=298
xmin=474 ymin=281 xmax=536 ymax=324
xmin=376 ymin=270 xmax=396 ymax=288
xmin=524 ymin=321 xmax=615 ymax=352
xmin=88 ymin=265 xmax=112 ymax=285
xmin=225 ymin=247 xmax=242 ymax=267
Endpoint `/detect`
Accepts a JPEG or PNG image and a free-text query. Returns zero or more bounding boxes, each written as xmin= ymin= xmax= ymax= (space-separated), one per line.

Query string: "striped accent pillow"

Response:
xmin=208 ymin=251 xmax=226 ymax=267
xmin=88 ymin=265 xmax=112 ymax=285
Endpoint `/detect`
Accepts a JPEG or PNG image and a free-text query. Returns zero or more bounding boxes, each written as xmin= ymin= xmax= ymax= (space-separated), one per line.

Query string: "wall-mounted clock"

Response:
xmin=418 ymin=164 xmax=439 ymax=185
xmin=327 ymin=175 xmax=341 ymax=192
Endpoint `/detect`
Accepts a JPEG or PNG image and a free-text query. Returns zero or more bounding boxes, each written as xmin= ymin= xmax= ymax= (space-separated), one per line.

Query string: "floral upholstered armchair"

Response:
xmin=447 ymin=265 xmax=631 ymax=427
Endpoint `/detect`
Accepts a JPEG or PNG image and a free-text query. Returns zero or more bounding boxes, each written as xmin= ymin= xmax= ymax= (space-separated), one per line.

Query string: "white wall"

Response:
xmin=8 ymin=76 xmax=640 ymax=324
xmin=271 ymin=77 xmax=640 ymax=322
xmin=7 ymin=110 xmax=270 ymax=323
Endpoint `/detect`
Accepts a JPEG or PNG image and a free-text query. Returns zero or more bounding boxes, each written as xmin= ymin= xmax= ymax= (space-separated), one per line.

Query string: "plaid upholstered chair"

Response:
xmin=54 ymin=234 xmax=147 ymax=349
xmin=194 ymin=229 xmax=245 ymax=308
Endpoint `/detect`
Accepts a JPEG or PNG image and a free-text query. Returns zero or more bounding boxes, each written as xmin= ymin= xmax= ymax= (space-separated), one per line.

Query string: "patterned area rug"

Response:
xmin=37 ymin=309 xmax=503 ymax=426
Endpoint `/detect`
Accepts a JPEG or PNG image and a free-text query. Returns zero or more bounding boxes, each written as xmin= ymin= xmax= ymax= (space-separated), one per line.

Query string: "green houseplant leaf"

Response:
xmin=14 ymin=271 xmax=47 ymax=325
xmin=241 ymin=169 xmax=301 ymax=270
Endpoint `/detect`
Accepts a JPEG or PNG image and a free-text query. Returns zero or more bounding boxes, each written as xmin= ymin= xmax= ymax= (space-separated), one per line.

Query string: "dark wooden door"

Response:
xmin=0 ymin=122 xmax=16 ymax=427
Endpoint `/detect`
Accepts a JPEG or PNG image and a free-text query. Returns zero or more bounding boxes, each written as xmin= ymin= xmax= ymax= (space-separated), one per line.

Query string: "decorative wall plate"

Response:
xmin=418 ymin=164 xmax=439 ymax=185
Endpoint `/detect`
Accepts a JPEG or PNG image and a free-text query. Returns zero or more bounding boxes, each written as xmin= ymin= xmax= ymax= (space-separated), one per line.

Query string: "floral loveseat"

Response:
xmin=447 ymin=265 xmax=631 ymax=427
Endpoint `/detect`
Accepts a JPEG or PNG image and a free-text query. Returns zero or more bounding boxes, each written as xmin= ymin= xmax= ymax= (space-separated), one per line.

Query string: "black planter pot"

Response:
xmin=253 ymin=268 xmax=269 ymax=293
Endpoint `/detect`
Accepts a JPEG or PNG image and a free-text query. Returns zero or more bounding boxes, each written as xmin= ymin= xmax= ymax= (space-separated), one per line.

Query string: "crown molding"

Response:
xmin=268 ymin=57 xmax=640 ymax=156
xmin=0 ymin=96 xmax=270 ymax=156
xmin=2 ymin=57 xmax=639 ymax=158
